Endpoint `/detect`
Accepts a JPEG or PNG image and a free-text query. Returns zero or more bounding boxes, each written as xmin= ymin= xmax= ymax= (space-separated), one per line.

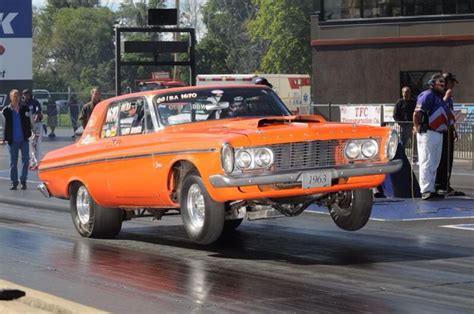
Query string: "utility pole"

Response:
xmin=173 ymin=0 xmax=180 ymax=81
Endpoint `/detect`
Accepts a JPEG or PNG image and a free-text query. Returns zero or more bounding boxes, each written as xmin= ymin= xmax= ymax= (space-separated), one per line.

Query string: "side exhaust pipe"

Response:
xmin=37 ymin=183 xmax=51 ymax=198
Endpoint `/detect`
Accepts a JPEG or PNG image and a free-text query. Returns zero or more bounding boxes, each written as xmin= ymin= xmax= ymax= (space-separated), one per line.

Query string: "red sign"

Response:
xmin=288 ymin=77 xmax=311 ymax=89
xmin=0 ymin=44 xmax=5 ymax=55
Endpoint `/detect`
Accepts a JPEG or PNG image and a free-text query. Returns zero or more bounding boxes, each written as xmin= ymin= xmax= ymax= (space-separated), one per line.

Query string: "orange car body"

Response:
xmin=38 ymin=85 xmax=400 ymax=210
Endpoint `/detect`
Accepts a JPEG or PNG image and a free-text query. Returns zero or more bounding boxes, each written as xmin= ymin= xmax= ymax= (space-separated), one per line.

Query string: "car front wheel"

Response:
xmin=329 ymin=189 xmax=373 ymax=231
xmin=180 ymin=172 xmax=225 ymax=244
xmin=70 ymin=183 xmax=123 ymax=238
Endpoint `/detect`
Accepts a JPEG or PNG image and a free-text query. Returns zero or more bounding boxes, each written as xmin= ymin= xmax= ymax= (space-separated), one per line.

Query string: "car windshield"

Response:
xmin=153 ymin=87 xmax=291 ymax=127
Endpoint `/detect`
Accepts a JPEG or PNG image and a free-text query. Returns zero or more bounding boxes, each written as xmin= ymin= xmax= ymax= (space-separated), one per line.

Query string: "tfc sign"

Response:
xmin=340 ymin=105 xmax=382 ymax=126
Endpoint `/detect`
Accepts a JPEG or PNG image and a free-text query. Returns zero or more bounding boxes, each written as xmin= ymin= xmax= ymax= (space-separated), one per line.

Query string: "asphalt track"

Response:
xmin=0 ymin=129 xmax=473 ymax=312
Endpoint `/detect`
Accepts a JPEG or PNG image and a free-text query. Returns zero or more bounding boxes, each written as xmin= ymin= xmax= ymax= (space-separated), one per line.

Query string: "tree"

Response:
xmin=248 ymin=0 xmax=314 ymax=74
xmin=196 ymin=0 xmax=263 ymax=74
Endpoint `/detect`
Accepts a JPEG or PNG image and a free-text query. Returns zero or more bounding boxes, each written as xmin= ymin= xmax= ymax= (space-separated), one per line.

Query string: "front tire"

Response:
xmin=329 ymin=189 xmax=373 ymax=231
xmin=70 ymin=183 xmax=123 ymax=238
xmin=180 ymin=172 xmax=225 ymax=244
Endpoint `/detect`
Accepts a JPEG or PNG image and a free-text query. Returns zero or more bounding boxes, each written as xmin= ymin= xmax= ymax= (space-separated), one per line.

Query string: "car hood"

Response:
xmin=163 ymin=115 xmax=388 ymax=146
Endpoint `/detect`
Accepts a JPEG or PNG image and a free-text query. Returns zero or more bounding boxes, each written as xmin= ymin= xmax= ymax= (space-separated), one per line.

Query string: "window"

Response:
xmin=118 ymin=98 xmax=146 ymax=136
xmin=101 ymin=98 xmax=149 ymax=138
xmin=363 ymin=0 xmax=401 ymax=17
xmin=324 ymin=0 xmax=361 ymax=20
xmin=400 ymin=70 xmax=441 ymax=98
xmin=154 ymin=88 xmax=291 ymax=127
xmin=403 ymin=0 xmax=443 ymax=16
xmin=443 ymin=0 xmax=474 ymax=14
xmin=102 ymin=103 xmax=120 ymax=138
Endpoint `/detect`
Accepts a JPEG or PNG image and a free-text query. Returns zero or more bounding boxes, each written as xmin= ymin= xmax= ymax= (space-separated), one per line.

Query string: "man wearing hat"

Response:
xmin=435 ymin=73 xmax=465 ymax=196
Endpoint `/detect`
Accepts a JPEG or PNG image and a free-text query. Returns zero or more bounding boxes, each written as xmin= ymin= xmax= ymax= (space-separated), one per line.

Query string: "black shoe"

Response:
xmin=422 ymin=192 xmax=444 ymax=200
xmin=446 ymin=188 xmax=466 ymax=197
xmin=10 ymin=182 xmax=18 ymax=190
xmin=20 ymin=181 xmax=27 ymax=190
xmin=374 ymin=192 xmax=386 ymax=198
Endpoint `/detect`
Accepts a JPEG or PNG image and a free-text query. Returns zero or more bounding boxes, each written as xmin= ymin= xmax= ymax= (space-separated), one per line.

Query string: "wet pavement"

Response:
xmin=0 ymin=128 xmax=473 ymax=312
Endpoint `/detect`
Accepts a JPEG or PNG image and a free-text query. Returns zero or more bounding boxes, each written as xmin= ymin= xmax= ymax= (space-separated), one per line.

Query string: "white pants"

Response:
xmin=30 ymin=122 xmax=43 ymax=166
xmin=417 ymin=130 xmax=443 ymax=193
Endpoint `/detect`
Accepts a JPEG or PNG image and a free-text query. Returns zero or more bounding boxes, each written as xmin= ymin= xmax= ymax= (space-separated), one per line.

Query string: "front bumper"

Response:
xmin=37 ymin=182 xmax=51 ymax=198
xmin=209 ymin=159 xmax=402 ymax=188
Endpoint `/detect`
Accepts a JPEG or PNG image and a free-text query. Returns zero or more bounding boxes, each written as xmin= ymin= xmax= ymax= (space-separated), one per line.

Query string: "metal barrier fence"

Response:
xmin=384 ymin=121 xmax=474 ymax=161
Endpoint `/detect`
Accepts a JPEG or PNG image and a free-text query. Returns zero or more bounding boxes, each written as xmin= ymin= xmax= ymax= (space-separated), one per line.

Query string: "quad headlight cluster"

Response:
xmin=344 ymin=139 xmax=379 ymax=161
xmin=385 ymin=129 xmax=399 ymax=160
xmin=221 ymin=144 xmax=274 ymax=174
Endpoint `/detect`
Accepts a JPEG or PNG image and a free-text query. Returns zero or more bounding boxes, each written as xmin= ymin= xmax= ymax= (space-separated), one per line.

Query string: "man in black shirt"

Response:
xmin=393 ymin=86 xmax=416 ymax=148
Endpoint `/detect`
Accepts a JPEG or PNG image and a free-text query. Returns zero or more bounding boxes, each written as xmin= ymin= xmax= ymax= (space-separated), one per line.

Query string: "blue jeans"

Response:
xmin=9 ymin=141 xmax=29 ymax=184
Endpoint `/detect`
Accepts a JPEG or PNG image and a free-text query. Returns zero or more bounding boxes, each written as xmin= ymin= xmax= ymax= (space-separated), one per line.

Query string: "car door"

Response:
xmin=104 ymin=97 xmax=160 ymax=200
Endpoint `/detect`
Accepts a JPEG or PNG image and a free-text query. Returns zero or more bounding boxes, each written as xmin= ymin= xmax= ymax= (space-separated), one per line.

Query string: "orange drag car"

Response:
xmin=38 ymin=85 xmax=401 ymax=244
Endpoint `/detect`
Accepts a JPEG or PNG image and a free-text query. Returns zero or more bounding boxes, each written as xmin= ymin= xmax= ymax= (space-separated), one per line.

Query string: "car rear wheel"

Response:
xmin=180 ymin=172 xmax=225 ymax=244
xmin=70 ymin=183 xmax=123 ymax=238
xmin=329 ymin=189 xmax=373 ymax=231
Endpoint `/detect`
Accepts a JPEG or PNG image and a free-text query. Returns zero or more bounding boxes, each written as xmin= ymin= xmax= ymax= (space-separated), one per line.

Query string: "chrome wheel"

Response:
xmin=76 ymin=185 xmax=91 ymax=225
xmin=186 ymin=183 xmax=205 ymax=229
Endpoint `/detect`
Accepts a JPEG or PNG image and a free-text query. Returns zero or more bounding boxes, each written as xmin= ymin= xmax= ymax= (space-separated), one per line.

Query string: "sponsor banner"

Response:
xmin=383 ymin=104 xmax=395 ymax=123
xmin=0 ymin=38 xmax=32 ymax=80
xmin=340 ymin=105 xmax=382 ymax=126
xmin=454 ymin=104 xmax=474 ymax=124
xmin=0 ymin=0 xmax=32 ymax=38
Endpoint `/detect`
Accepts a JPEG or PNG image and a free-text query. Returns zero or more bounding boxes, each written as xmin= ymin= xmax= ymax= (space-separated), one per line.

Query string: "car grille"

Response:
xmin=269 ymin=139 xmax=381 ymax=171
xmin=269 ymin=140 xmax=342 ymax=171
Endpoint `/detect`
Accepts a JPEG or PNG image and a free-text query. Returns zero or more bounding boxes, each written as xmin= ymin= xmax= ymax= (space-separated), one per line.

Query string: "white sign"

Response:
xmin=383 ymin=104 xmax=395 ymax=123
xmin=0 ymin=38 xmax=32 ymax=80
xmin=340 ymin=105 xmax=382 ymax=126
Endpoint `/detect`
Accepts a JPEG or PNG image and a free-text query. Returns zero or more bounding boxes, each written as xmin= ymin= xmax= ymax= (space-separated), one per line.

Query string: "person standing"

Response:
xmin=393 ymin=86 xmax=416 ymax=148
xmin=46 ymin=98 xmax=57 ymax=138
xmin=22 ymin=89 xmax=43 ymax=170
xmin=1 ymin=89 xmax=32 ymax=190
xmin=413 ymin=74 xmax=453 ymax=200
xmin=69 ymin=95 xmax=80 ymax=138
xmin=79 ymin=87 xmax=101 ymax=129
xmin=435 ymin=73 xmax=465 ymax=196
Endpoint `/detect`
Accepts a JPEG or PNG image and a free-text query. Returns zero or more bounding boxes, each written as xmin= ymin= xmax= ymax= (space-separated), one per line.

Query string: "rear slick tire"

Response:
xmin=329 ymin=189 xmax=373 ymax=231
xmin=70 ymin=183 xmax=123 ymax=238
xmin=180 ymin=172 xmax=225 ymax=245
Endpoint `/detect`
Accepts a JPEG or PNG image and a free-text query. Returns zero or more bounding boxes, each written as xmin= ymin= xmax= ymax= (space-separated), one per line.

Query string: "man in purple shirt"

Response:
xmin=1 ymin=89 xmax=32 ymax=190
xmin=413 ymin=74 xmax=452 ymax=200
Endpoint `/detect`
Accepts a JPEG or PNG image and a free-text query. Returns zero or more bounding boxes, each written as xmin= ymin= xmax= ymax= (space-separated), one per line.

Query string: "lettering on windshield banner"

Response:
xmin=156 ymin=92 xmax=198 ymax=104
xmin=1 ymin=0 xmax=32 ymax=38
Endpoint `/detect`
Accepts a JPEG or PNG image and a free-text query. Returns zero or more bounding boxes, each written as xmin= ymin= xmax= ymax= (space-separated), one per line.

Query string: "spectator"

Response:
xmin=1 ymin=89 xmax=32 ymax=190
xmin=413 ymin=74 xmax=453 ymax=200
xmin=255 ymin=77 xmax=273 ymax=88
xmin=46 ymin=98 xmax=57 ymax=138
xmin=435 ymin=72 xmax=465 ymax=196
xmin=69 ymin=95 xmax=80 ymax=138
xmin=22 ymin=89 xmax=43 ymax=170
xmin=79 ymin=87 xmax=101 ymax=129
xmin=393 ymin=86 xmax=415 ymax=148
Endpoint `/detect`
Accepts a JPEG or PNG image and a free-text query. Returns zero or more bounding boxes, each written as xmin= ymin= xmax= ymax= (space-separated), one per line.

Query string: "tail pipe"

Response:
xmin=37 ymin=183 xmax=51 ymax=198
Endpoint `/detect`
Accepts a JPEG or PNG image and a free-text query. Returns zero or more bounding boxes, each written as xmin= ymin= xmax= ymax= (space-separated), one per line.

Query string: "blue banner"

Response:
xmin=0 ymin=0 xmax=32 ymax=38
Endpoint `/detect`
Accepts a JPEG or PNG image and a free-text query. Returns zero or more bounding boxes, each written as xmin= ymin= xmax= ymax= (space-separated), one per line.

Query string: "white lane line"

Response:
xmin=441 ymin=224 xmax=474 ymax=231
xmin=0 ymin=177 xmax=41 ymax=184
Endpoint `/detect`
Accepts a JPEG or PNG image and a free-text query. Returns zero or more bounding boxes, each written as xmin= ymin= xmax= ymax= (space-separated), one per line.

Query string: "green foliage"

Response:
xmin=196 ymin=0 xmax=263 ymax=74
xmin=248 ymin=0 xmax=314 ymax=74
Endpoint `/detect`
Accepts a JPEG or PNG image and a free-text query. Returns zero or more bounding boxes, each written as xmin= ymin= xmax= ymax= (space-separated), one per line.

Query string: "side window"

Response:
xmin=118 ymin=98 xmax=145 ymax=136
xmin=101 ymin=103 xmax=120 ymax=138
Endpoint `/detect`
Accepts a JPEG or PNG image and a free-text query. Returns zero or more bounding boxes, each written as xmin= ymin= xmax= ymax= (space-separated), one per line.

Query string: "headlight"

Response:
xmin=254 ymin=148 xmax=274 ymax=167
xmin=221 ymin=144 xmax=234 ymax=174
xmin=345 ymin=142 xmax=360 ymax=159
xmin=361 ymin=140 xmax=378 ymax=158
xmin=236 ymin=150 xmax=252 ymax=169
xmin=385 ymin=130 xmax=398 ymax=160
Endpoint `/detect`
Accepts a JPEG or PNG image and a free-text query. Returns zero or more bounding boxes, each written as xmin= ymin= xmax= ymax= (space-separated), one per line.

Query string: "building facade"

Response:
xmin=311 ymin=0 xmax=474 ymax=105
